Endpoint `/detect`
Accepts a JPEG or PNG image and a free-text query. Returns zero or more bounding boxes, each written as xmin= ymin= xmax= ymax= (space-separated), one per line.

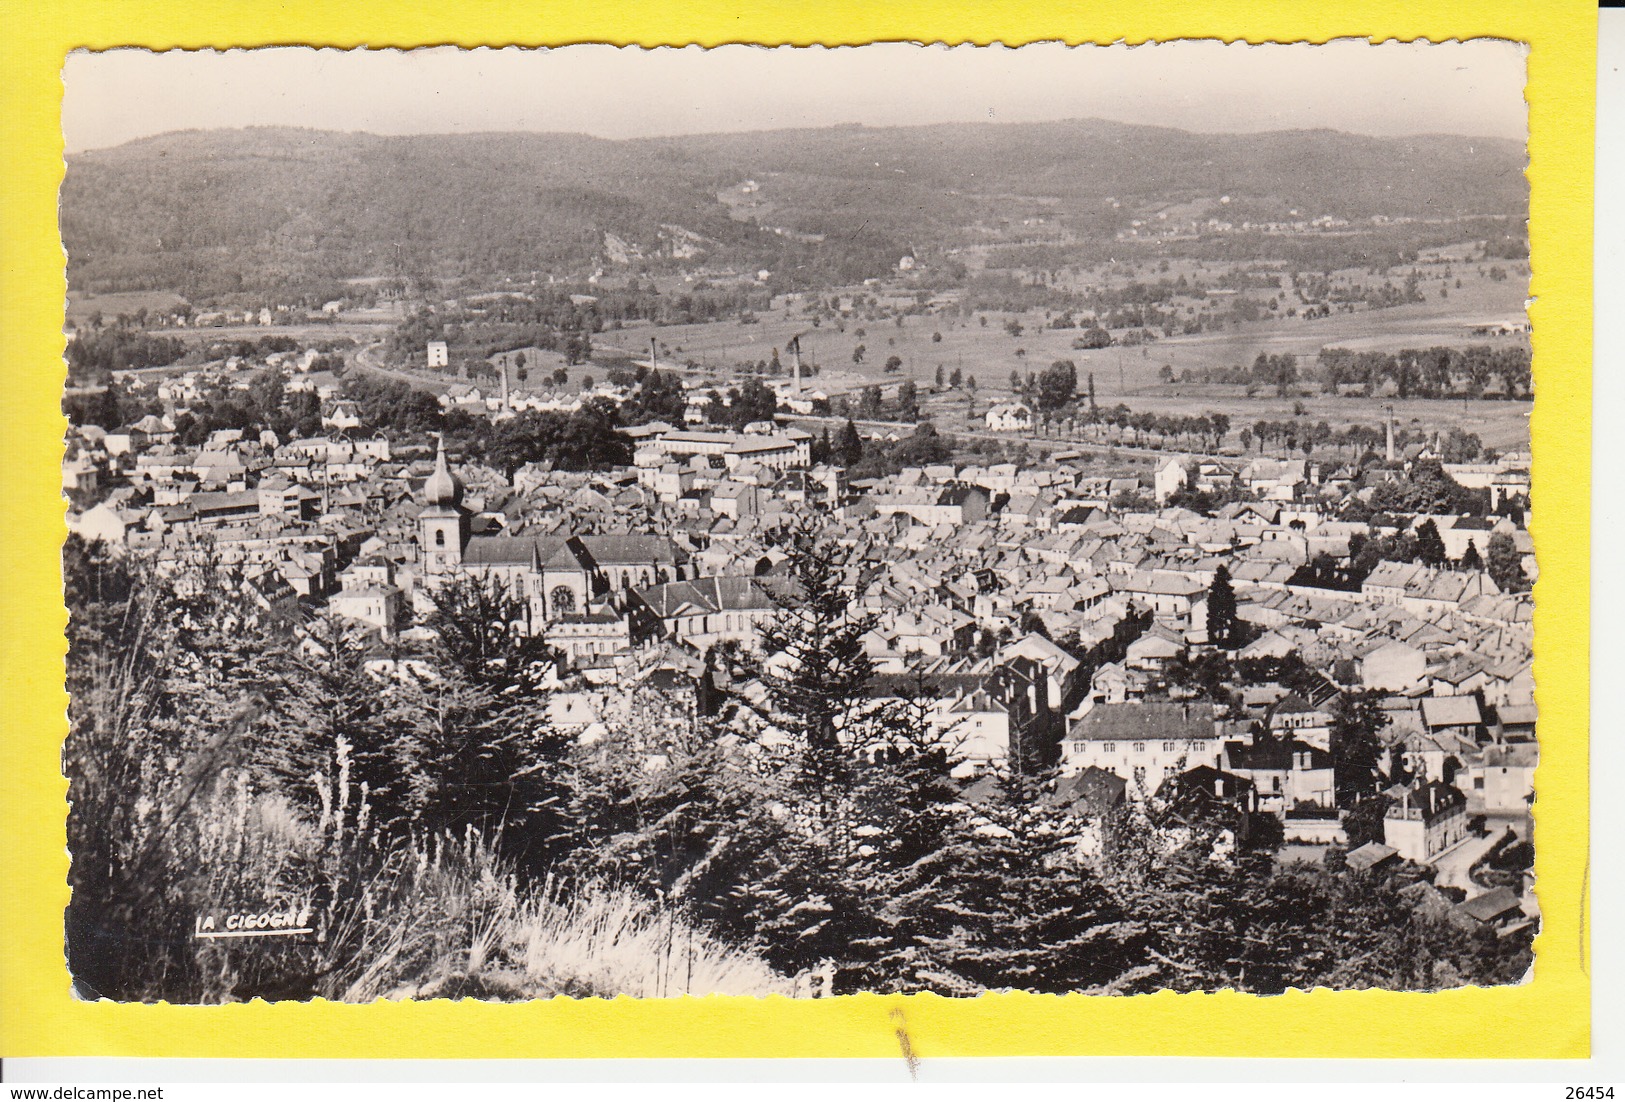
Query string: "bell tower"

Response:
xmin=418 ymin=435 xmax=470 ymax=574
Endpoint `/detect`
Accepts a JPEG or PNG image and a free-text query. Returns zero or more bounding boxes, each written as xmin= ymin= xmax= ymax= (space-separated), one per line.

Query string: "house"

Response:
xmin=1154 ymin=456 xmax=1188 ymax=503
xmin=1083 ymin=661 xmax=1151 ymax=708
xmin=1062 ymin=701 xmax=1222 ymax=794
xmin=1125 ymin=629 xmax=1185 ymax=671
xmin=998 ymin=632 xmax=1084 ymax=711
xmin=1114 ymin=570 xmax=1206 ymax=625
xmin=1419 ymin=695 xmax=1486 ymax=746
xmin=545 ymin=612 xmax=633 ymax=666
xmin=985 ymin=403 xmax=1033 ymax=433
xmin=630 ymin=575 xmax=779 ymax=650
xmin=1048 ymin=766 xmax=1128 ymax=817
xmin=426 ymin=341 xmax=449 ymax=368
xmin=1451 ymin=886 xmax=1529 ymax=935
xmin=70 ymin=501 xmax=129 ymax=546
xmin=1463 ymin=741 xmax=1537 ymax=815
xmin=1345 ymin=841 xmax=1400 ymax=873
xmin=1359 ymin=638 xmax=1427 ymax=692
xmin=1361 ymin=560 xmax=1500 ymax=616
xmin=1223 ymin=736 xmax=1335 ymax=813
xmin=1267 ymin=691 xmax=1333 ymax=747
xmin=1382 ymin=780 xmax=1469 ymax=864
xmin=330 ymin=582 xmax=407 ymax=638
xmin=322 ymin=401 xmax=363 ymax=431
xmin=1161 ymin=766 xmax=1259 ymax=830
xmin=1241 ymin=458 xmax=1306 ymax=500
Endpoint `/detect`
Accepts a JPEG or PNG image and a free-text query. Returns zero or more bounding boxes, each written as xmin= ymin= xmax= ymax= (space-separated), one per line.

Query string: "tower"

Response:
xmin=418 ymin=435 xmax=470 ymax=574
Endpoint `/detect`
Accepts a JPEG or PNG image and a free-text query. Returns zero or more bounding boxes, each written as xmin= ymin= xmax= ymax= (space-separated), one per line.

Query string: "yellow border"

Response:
xmin=0 ymin=0 xmax=1593 ymax=1060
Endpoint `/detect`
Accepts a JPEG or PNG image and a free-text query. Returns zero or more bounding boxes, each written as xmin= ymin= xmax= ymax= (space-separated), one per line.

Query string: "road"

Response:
xmin=1431 ymin=828 xmax=1508 ymax=894
xmin=352 ymin=341 xmax=451 ymax=390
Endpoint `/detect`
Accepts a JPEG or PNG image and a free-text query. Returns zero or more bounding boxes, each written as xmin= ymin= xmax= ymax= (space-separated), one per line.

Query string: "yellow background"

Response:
xmin=0 ymin=0 xmax=1594 ymax=1060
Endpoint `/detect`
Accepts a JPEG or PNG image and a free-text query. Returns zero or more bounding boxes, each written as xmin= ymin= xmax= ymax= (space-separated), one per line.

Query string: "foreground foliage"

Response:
xmin=64 ymin=535 xmax=1531 ymax=1001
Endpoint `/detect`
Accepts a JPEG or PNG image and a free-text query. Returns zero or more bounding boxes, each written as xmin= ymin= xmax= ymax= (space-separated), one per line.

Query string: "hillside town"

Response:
xmin=64 ymin=332 xmax=1539 ymax=958
xmin=52 ymin=39 xmax=1546 ymax=1004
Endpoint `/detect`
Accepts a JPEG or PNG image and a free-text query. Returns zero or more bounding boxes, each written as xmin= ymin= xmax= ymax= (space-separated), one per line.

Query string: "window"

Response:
xmin=550 ymin=586 xmax=576 ymax=615
xmin=1102 ymin=742 xmax=1115 ymax=753
xmin=1133 ymin=742 xmax=1146 ymax=754
xmin=434 ymin=528 xmax=445 ymax=547
xmin=1163 ymin=741 xmax=1177 ymax=752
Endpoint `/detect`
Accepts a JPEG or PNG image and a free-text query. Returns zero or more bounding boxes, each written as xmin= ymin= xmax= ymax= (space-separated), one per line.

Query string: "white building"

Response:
xmin=985 ymin=403 xmax=1033 ymax=433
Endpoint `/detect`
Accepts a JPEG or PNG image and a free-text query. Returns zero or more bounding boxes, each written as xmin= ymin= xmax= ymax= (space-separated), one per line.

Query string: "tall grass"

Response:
xmin=70 ymin=725 xmax=792 ymax=1001
xmin=355 ymin=842 xmax=793 ymax=1002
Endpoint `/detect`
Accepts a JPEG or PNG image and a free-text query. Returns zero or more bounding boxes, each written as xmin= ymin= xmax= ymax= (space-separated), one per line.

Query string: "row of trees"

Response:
xmin=1317 ymin=345 xmax=1532 ymax=399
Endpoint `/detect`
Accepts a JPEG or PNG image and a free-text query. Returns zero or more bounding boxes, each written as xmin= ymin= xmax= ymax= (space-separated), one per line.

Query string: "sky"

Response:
xmin=61 ymin=40 xmax=1529 ymax=155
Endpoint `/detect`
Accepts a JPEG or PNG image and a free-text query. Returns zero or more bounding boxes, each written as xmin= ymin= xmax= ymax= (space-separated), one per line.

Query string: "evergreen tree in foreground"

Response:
xmin=757 ymin=528 xmax=880 ymax=831
xmin=875 ymin=771 xmax=1153 ymax=995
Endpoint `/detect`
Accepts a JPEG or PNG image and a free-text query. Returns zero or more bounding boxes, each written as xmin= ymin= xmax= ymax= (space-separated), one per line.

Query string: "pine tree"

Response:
xmin=759 ymin=532 xmax=876 ymax=784
xmin=1329 ymin=691 xmax=1391 ymax=806
xmin=1485 ymin=531 xmax=1530 ymax=593
xmin=874 ymin=772 xmax=1152 ymax=994
xmin=563 ymin=713 xmax=787 ymax=937
xmin=1206 ymin=564 xmax=1238 ymax=648
xmin=1459 ymin=538 xmax=1483 ymax=572
xmin=837 ymin=419 xmax=864 ymax=467
xmin=1415 ymin=519 xmax=1448 ymax=567
xmin=381 ymin=576 xmax=573 ymax=870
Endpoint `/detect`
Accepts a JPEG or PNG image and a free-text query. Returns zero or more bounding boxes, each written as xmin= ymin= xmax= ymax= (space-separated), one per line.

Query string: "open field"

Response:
xmin=66 ymin=289 xmax=189 ymax=326
xmin=595 ymin=255 xmax=1526 ymax=388
xmin=589 ymin=254 xmax=1532 ymax=451
xmin=103 ymin=245 xmax=1530 ymax=452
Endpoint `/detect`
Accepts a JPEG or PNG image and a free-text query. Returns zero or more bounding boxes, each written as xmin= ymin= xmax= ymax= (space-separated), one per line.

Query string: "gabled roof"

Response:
xmin=1345 ymin=841 xmax=1399 ymax=871
xmin=1456 ymin=886 xmax=1522 ymax=924
xmin=1069 ymin=701 xmax=1218 ymax=743
xmin=1420 ymin=695 xmax=1484 ymax=729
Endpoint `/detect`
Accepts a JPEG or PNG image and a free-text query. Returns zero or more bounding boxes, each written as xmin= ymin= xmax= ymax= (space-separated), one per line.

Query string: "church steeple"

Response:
xmin=419 ymin=433 xmax=470 ymax=574
xmin=423 ymin=433 xmax=465 ymax=507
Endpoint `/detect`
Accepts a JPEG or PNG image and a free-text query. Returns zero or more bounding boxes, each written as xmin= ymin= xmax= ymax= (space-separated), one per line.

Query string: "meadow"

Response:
xmin=592 ymin=252 xmax=1532 ymax=450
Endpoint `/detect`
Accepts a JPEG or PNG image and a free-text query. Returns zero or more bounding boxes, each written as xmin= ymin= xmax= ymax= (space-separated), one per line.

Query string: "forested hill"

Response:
xmin=61 ymin=122 xmax=1528 ymax=298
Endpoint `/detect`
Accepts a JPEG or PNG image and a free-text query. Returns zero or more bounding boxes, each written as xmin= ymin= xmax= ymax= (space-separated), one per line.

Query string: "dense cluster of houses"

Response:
xmin=64 ymin=388 xmax=1539 ymax=935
